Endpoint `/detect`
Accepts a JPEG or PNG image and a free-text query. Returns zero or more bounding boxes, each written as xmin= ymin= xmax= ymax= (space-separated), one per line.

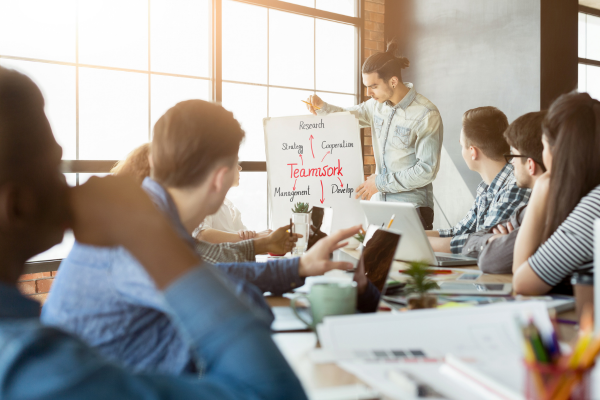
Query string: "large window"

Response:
xmin=0 ymin=0 xmax=360 ymax=262
xmin=578 ymin=8 xmax=600 ymax=101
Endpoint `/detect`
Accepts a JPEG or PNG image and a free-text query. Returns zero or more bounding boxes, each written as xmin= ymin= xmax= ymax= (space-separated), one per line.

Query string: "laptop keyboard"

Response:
xmin=436 ymin=255 xmax=462 ymax=262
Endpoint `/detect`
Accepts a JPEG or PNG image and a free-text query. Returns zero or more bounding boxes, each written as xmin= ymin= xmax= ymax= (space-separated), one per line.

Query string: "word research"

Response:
xmin=299 ymin=119 xmax=325 ymax=130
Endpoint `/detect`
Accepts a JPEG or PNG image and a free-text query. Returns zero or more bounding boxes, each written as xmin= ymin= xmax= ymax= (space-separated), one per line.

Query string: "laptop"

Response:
xmin=360 ymin=200 xmax=478 ymax=267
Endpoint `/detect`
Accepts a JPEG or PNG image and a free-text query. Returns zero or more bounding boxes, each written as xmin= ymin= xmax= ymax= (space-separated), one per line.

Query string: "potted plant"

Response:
xmin=291 ymin=202 xmax=312 ymax=255
xmin=352 ymin=228 xmax=366 ymax=251
xmin=401 ymin=261 xmax=439 ymax=310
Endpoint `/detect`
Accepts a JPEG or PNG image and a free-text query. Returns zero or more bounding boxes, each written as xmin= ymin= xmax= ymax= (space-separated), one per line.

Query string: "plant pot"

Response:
xmin=292 ymin=212 xmax=310 ymax=255
xmin=407 ymin=294 xmax=437 ymax=310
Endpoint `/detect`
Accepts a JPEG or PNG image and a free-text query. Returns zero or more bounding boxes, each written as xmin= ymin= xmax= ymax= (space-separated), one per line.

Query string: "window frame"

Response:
xmin=1 ymin=0 xmax=363 ymax=178
xmin=0 ymin=0 xmax=364 ymax=273
xmin=579 ymin=6 xmax=600 ymax=72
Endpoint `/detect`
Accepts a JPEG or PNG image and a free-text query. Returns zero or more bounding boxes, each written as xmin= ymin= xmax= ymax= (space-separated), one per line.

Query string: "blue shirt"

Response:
xmin=317 ymin=83 xmax=443 ymax=208
xmin=438 ymin=163 xmax=531 ymax=253
xmin=42 ymin=177 xmax=305 ymax=374
xmin=0 ymin=266 xmax=306 ymax=399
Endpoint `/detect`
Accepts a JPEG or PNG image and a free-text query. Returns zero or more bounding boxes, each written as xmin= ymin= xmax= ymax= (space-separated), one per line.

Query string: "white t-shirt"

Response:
xmin=194 ymin=198 xmax=247 ymax=237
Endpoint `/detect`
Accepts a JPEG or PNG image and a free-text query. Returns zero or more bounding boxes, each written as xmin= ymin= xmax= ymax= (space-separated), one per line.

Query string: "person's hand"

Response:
xmin=255 ymin=229 xmax=273 ymax=239
xmin=305 ymin=94 xmax=324 ymax=115
xmin=69 ymin=175 xmax=199 ymax=288
xmin=255 ymin=224 xmax=301 ymax=254
xmin=531 ymin=171 xmax=551 ymax=201
xmin=355 ymin=175 xmax=379 ymax=200
xmin=492 ymin=222 xmax=514 ymax=235
xmin=238 ymin=230 xmax=257 ymax=240
xmin=298 ymin=225 xmax=361 ymax=277
xmin=69 ymin=175 xmax=165 ymax=247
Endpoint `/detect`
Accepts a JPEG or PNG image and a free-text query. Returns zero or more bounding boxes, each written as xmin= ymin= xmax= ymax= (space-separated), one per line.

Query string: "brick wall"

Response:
xmin=363 ymin=0 xmax=384 ymax=180
xmin=17 ymin=271 xmax=57 ymax=305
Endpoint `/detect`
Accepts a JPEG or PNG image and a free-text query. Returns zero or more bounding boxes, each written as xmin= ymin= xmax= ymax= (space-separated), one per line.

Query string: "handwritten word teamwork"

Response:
xmin=287 ymin=160 xmax=343 ymax=178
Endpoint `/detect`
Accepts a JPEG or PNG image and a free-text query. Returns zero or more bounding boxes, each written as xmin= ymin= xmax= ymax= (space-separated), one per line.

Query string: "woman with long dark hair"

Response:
xmin=512 ymin=91 xmax=600 ymax=295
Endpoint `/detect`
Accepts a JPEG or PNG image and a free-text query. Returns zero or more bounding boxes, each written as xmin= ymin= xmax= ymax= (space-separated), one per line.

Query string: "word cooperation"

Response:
xmin=299 ymin=119 xmax=325 ymax=130
xmin=321 ymin=140 xmax=353 ymax=154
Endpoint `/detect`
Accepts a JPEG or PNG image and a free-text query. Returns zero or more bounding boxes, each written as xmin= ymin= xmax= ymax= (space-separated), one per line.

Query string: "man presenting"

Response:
xmin=306 ymin=41 xmax=443 ymax=229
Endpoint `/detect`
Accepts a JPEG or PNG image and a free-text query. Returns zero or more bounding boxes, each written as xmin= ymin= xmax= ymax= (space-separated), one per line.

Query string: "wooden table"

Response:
xmin=268 ymin=248 xmax=579 ymax=395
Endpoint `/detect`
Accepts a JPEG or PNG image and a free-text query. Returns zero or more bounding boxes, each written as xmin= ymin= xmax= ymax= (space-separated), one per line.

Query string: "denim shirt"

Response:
xmin=42 ymin=177 xmax=305 ymax=375
xmin=0 ymin=268 xmax=306 ymax=399
xmin=317 ymin=83 xmax=443 ymax=208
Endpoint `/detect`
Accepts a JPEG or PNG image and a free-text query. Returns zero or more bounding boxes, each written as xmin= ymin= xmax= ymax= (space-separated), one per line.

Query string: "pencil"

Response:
xmin=387 ymin=214 xmax=395 ymax=229
xmin=289 ymin=217 xmax=293 ymax=238
xmin=301 ymin=100 xmax=321 ymax=110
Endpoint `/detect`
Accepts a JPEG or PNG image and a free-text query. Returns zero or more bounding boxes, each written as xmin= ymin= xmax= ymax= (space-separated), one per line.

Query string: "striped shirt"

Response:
xmin=439 ymin=163 xmax=531 ymax=253
xmin=195 ymin=239 xmax=255 ymax=263
xmin=529 ymin=184 xmax=600 ymax=286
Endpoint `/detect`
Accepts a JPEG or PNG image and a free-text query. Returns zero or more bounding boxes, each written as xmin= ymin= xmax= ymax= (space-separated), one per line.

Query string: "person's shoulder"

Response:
xmin=573 ymin=184 xmax=600 ymax=214
xmin=62 ymin=241 xmax=116 ymax=268
xmin=412 ymin=92 xmax=440 ymax=114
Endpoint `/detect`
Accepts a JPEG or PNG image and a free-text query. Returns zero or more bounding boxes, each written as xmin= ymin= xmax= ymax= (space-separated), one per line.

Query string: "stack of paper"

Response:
xmin=317 ymin=302 xmax=553 ymax=400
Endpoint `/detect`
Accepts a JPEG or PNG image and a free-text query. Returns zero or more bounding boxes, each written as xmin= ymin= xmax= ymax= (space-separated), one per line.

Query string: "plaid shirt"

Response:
xmin=438 ymin=163 xmax=531 ymax=254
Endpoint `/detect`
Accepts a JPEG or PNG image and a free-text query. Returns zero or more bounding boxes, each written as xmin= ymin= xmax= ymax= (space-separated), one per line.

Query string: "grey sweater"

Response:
xmin=461 ymin=204 xmax=527 ymax=274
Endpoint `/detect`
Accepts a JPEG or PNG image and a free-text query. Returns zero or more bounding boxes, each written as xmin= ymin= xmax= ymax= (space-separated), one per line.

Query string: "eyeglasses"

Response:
xmin=503 ymin=154 xmax=547 ymax=172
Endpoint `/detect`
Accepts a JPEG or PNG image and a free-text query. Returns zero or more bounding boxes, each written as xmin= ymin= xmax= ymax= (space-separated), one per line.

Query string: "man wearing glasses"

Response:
xmin=461 ymin=111 xmax=547 ymax=273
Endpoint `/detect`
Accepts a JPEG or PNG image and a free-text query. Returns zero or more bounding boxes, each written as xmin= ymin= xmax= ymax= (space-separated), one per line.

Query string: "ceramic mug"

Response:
xmin=290 ymin=282 xmax=357 ymax=330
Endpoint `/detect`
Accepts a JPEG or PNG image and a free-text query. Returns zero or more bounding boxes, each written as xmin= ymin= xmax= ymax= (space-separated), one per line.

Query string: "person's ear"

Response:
xmin=211 ymin=165 xmax=232 ymax=194
xmin=389 ymin=77 xmax=398 ymax=89
xmin=470 ymin=146 xmax=478 ymax=161
xmin=527 ymin=158 xmax=537 ymax=176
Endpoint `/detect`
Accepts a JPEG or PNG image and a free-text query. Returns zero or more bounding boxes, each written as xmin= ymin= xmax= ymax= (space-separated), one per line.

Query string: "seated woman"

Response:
xmin=513 ymin=92 xmax=600 ymax=295
xmin=193 ymin=163 xmax=273 ymax=243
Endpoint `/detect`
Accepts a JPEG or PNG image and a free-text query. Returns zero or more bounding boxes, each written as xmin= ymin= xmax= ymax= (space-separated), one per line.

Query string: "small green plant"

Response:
xmin=354 ymin=232 xmax=365 ymax=243
xmin=291 ymin=202 xmax=312 ymax=213
xmin=401 ymin=261 xmax=440 ymax=298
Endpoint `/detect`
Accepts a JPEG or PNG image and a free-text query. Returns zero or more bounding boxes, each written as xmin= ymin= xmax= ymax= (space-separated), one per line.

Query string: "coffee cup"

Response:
xmin=290 ymin=282 xmax=357 ymax=330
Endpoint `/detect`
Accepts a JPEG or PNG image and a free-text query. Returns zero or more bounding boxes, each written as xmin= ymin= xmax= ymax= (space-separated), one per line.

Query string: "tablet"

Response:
xmin=429 ymin=282 xmax=512 ymax=296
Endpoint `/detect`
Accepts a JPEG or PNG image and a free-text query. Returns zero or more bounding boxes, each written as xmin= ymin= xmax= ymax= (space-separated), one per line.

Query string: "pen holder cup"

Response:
xmin=524 ymin=362 xmax=592 ymax=400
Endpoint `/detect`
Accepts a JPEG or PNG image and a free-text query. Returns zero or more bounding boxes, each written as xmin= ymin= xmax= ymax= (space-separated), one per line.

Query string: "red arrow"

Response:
xmin=321 ymin=151 xmax=330 ymax=162
xmin=319 ymin=180 xmax=324 ymax=204
xmin=299 ymin=154 xmax=303 ymax=165
xmin=309 ymin=135 xmax=315 ymax=158
xmin=293 ymin=179 xmax=297 ymax=190
xmin=337 ymin=177 xmax=343 ymax=187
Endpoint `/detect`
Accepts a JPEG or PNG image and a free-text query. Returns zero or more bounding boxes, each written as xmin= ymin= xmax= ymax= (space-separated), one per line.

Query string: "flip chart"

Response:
xmin=263 ymin=112 xmax=364 ymax=232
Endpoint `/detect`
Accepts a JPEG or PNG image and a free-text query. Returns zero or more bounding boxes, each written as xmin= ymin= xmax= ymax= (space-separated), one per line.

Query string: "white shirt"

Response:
xmin=195 ymin=198 xmax=247 ymax=237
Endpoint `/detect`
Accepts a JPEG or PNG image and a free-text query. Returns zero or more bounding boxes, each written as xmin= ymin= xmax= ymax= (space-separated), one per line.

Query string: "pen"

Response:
xmin=399 ymin=269 xmax=453 ymax=275
xmin=387 ymin=214 xmax=396 ymax=229
xmin=300 ymin=100 xmax=321 ymax=110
